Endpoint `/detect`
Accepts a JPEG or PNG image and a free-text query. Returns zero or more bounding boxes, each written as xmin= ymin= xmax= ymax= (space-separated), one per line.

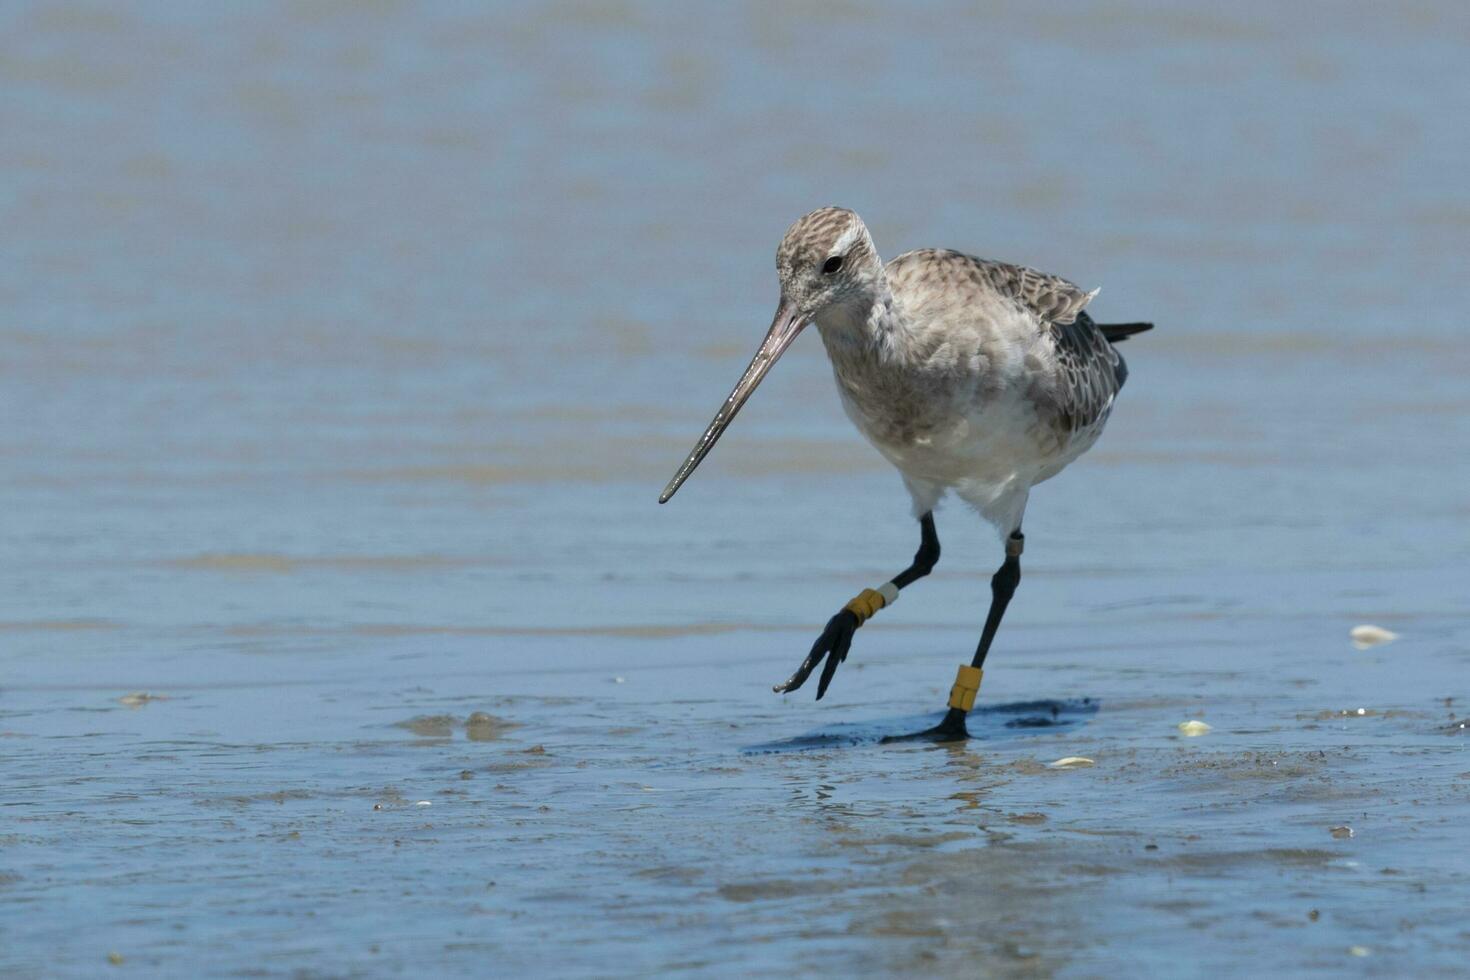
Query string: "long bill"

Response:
xmin=658 ymin=299 xmax=808 ymax=503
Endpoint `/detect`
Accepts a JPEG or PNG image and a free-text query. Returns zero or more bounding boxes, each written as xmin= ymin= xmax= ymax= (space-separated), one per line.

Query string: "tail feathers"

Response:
xmin=1099 ymin=322 xmax=1153 ymax=343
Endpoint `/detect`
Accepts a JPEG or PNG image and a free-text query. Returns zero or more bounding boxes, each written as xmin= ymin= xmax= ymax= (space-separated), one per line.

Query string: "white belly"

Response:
xmin=836 ymin=383 xmax=1096 ymax=534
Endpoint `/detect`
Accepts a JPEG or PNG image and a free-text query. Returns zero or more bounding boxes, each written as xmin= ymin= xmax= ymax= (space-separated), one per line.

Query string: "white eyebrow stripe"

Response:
xmin=829 ymin=224 xmax=862 ymax=257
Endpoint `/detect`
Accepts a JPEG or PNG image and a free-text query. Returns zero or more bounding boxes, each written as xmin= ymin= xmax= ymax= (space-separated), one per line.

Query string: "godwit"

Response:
xmin=659 ymin=207 xmax=1151 ymax=740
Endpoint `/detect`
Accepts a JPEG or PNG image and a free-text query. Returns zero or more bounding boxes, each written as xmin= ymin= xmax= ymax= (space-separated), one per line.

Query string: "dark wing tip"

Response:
xmin=1098 ymin=321 xmax=1154 ymax=343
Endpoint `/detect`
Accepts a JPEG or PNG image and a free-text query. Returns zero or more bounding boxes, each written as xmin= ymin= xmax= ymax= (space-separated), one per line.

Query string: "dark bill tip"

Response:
xmin=655 ymin=300 xmax=805 ymax=505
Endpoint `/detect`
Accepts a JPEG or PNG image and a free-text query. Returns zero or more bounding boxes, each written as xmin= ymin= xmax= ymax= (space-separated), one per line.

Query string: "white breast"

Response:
xmin=822 ymin=303 xmax=1095 ymax=534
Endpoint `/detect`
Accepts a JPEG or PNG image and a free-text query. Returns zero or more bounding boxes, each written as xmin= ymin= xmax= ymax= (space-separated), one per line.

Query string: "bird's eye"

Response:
xmin=822 ymin=255 xmax=844 ymax=274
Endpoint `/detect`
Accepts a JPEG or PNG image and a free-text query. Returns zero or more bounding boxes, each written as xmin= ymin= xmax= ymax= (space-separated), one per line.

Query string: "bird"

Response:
xmin=658 ymin=207 xmax=1151 ymax=740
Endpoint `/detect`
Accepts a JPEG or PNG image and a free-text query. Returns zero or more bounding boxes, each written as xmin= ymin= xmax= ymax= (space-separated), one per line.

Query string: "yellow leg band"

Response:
xmin=948 ymin=665 xmax=983 ymax=711
xmin=843 ymin=582 xmax=899 ymax=627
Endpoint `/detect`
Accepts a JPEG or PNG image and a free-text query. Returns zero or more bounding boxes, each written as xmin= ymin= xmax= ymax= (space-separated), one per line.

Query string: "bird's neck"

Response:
xmin=814 ymin=275 xmax=910 ymax=363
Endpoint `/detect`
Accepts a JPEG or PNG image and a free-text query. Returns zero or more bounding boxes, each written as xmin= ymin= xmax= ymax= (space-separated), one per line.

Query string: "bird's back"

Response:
xmin=887 ymin=249 xmax=1126 ymax=423
xmin=851 ymin=248 xmax=1135 ymax=489
xmin=885 ymin=249 xmax=1098 ymax=330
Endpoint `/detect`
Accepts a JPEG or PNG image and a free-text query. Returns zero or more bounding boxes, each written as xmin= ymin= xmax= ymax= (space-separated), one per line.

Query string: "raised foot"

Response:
xmin=881 ymin=707 xmax=970 ymax=744
xmin=772 ymin=609 xmax=858 ymax=700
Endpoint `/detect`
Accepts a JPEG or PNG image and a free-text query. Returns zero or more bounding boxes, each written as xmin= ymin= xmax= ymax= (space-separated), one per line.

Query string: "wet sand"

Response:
xmin=5 ymin=617 xmax=1468 ymax=975
xmin=3 ymin=2 xmax=1469 ymax=976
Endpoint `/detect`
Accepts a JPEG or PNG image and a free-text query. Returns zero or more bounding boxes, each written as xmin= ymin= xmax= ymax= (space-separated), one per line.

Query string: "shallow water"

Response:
xmin=3 ymin=1 xmax=1469 ymax=976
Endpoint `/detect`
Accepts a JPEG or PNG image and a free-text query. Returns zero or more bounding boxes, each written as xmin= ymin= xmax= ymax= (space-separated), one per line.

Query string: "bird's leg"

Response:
xmin=889 ymin=529 xmax=1023 ymax=742
xmin=774 ymin=512 xmax=940 ymax=700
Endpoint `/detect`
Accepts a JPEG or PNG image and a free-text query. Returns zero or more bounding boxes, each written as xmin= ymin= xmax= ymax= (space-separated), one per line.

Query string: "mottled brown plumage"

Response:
xmin=661 ymin=206 xmax=1147 ymax=537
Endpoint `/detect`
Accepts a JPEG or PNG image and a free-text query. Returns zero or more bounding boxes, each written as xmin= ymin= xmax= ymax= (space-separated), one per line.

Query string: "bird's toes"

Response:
xmin=773 ymin=610 xmax=859 ymax=699
xmin=814 ymin=651 xmax=840 ymax=700
xmin=773 ymin=637 xmax=829 ymax=694
xmin=772 ymin=673 xmax=804 ymax=694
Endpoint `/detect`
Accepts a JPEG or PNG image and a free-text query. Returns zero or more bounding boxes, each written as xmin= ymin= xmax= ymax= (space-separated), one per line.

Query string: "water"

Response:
xmin=3 ymin=1 xmax=1468 ymax=975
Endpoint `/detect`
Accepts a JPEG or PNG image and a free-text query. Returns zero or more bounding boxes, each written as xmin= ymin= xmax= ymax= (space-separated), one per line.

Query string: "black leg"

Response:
xmin=774 ymin=512 xmax=940 ymax=699
xmin=887 ymin=529 xmax=1023 ymax=742
xmin=973 ymin=530 xmax=1023 ymax=670
xmin=893 ymin=512 xmax=940 ymax=588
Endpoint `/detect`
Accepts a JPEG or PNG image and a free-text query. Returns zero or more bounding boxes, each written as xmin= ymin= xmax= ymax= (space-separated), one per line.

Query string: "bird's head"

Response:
xmin=659 ymin=207 xmax=880 ymax=504
xmin=775 ymin=206 xmax=883 ymax=323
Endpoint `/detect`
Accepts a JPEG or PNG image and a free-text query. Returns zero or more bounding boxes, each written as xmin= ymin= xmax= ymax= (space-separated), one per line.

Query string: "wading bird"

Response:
xmin=659 ymin=208 xmax=1151 ymax=740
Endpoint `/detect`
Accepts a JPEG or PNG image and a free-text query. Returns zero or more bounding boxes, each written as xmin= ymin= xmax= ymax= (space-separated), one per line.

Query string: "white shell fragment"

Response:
xmin=118 ymin=692 xmax=167 ymax=708
xmin=1350 ymin=625 xmax=1397 ymax=650
xmin=1047 ymin=756 xmax=1095 ymax=769
xmin=1177 ymin=720 xmax=1212 ymax=736
xmin=414 ymin=800 xmax=432 ymax=807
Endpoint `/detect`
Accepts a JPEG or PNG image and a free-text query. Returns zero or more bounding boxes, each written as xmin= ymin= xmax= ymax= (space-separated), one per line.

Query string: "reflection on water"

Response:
xmin=2 ymin=1 xmax=1469 ymax=975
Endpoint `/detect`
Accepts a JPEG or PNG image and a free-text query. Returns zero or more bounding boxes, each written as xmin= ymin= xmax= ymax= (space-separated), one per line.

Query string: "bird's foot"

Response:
xmin=880 ymin=708 xmax=970 ymax=744
xmin=772 ymin=609 xmax=858 ymax=700
xmin=882 ymin=666 xmax=982 ymax=742
xmin=774 ymin=585 xmax=896 ymax=700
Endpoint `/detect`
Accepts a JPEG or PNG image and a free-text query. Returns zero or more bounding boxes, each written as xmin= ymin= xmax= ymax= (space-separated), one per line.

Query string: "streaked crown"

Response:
xmin=774 ymin=207 xmax=882 ymax=316
xmin=776 ymin=207 xmax=871 ymax=273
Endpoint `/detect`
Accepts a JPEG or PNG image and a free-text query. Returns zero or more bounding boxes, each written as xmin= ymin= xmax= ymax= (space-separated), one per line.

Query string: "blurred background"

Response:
xmin=2 ymin=2 xmax=1468 ymax=975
